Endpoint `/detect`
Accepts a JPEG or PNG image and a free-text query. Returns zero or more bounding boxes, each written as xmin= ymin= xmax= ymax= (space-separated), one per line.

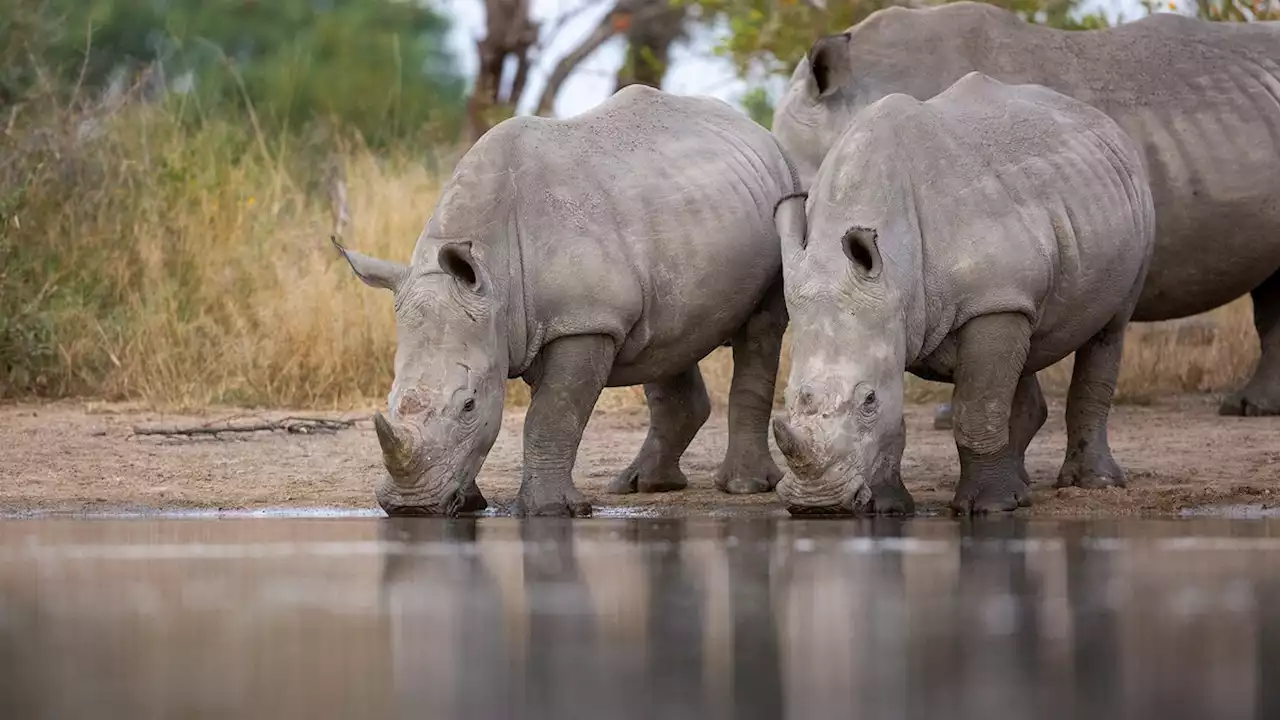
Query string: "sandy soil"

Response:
xmin=1 ymin=395 xmax=1277 ymax=518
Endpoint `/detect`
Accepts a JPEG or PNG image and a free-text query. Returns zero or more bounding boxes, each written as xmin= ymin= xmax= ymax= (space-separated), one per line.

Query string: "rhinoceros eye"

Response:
xmin=462 ymin=398 xmax=476 ymax=413
xmin=860 ymin=389 xmax=878 ymax=418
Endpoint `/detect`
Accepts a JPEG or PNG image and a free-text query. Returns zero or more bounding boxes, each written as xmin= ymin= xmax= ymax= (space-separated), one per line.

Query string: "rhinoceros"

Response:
xmin=333 ymin=85 xmax=800 ymax=517
xmin=772 ymin=2 xmax=1280 ymax=420
xmin=771 ymin=72 xmax=1156 ymax=515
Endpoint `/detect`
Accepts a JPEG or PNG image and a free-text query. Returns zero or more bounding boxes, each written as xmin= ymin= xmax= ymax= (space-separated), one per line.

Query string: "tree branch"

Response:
xmin=131 ymin=415 xmax=365 ymax=439
xmin=534 ymin=5 xmax=631 ymax=116
xmin=538 ymin=0 xmax=605 ymax=53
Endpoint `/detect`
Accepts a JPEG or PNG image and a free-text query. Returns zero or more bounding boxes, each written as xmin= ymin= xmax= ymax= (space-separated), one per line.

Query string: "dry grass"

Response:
xmin=0 ymin=101 xmax=1262 ymax=411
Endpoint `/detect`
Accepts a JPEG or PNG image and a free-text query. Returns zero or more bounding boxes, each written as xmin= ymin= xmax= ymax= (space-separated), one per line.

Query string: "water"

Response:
xmin=1 ymin=514 xmax=1279 ymax=719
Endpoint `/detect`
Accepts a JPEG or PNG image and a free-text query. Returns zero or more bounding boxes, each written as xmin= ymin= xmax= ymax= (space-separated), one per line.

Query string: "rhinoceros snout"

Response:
xmin=779 ymin=476 xmax=873 ymax=517
xmin=375 ymin=476 xmax=460 ymax=517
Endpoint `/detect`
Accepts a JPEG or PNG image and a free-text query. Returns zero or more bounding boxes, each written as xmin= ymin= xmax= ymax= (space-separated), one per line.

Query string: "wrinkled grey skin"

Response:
xmin=773 ymin=2 xmax=1280 ymax=420
xmin=772 ymin=73 xmax=1156 ymax=515
xmin=335 ymin=85 xmax=798 ymax=517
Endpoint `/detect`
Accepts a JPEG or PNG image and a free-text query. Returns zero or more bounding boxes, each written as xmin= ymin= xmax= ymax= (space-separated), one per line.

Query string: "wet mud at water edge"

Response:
xmin=1 ymin=516 xmax=1280 ymax=719
xmin=1 ymin=394 xmax=1278 ymax=517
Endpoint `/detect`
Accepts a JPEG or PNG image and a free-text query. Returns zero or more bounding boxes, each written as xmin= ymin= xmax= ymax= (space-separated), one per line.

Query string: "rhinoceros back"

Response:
xmin=828 ymin=74 xmax=1154 ymax=368
xmin=488 ymin=85 xmax=799 ymax=371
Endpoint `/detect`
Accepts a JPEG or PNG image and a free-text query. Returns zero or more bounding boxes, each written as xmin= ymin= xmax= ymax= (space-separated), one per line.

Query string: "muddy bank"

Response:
xmin=1 ymin=395 xmax=1277 ymax=518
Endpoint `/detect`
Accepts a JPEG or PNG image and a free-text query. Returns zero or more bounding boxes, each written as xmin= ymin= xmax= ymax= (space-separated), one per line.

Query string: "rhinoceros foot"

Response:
xmin=452 ymin=482 xmax=489 ymax=514
xmin=714 ymin=452 xmax=783 ymax=495
xmin=512 ymin=481 xmax=593 ymax=518
xmin=606 ymin=461 xmax=689 ymax=494
xmin=1218 ymin=388 xmax=1280 ymax=417
xmin=950 ymin=446 xmax=1031 ymax=515
xmin=868 ymin=478 xmax=915 ymax=516
xmin=1054 ymin=447 xmax=1126 ymax=490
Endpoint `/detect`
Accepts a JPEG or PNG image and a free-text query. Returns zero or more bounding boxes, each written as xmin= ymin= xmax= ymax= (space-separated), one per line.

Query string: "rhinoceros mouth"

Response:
xmin=779 ymin=469 xmax=873 ymax=517
xmin=376 ymin=478 xmax=461 ymax=517
xmin=786 ymin=504 xmax=858 ymax=517
xmin=380 ymin=504 xmax=446 ymax=517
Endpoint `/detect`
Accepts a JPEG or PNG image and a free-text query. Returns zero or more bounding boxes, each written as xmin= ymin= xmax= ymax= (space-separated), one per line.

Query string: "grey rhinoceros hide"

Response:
xmin=335 ymin=84 xmax=800 ymax=517
xmin=773 ymin=1 xmax=1280 ymax=416
xmin=772 ymin=73 xmax=1155 ymax=516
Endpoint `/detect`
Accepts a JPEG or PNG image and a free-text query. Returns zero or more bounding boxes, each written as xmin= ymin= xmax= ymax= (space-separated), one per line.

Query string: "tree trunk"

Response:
xmin=533 ymin=1 xmax=678 ymax=118
xmin=614 ymin=1 xmax=687 ymax=92
xmin=465 ymin=0 xmax=539 ymax=144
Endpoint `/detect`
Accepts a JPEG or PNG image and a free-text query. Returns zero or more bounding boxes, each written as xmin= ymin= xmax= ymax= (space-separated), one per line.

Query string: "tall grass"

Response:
xmin=0 ymin=96 xmax=1262 ymax=410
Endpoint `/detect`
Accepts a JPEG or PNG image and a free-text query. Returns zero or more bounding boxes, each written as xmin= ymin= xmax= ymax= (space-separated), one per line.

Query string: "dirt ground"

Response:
xmin=1 ymin=394 xmax=1277 ymax=518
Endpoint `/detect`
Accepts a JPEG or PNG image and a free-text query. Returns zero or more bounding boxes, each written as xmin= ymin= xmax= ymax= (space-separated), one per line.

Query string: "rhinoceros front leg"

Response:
xmin=606 ymin=366 xmax=710 ymax=494
xmin=869 ymin=416 xmax=915 ymax=515
xmin=715 ymin=279 xmax=787 ymax=495
xmin=949 ymin=313 xmax=1033 ymax=515
xmin=1221 ymin=271 xmax=1280 ymax=416
xmin=1009 ymin=374 xmax=1048 ymax=487
xmin=1054 ymin=319 xmax=1127 ymax=489
xmin=455 ymin=476 xmax=489 ymax=514
xmin=512 ymin=335 xmax=615 ymax=518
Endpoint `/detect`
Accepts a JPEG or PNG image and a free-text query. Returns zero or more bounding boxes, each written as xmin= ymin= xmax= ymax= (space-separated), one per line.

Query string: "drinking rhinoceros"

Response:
xmin=772 ymin=2 xmax=1280 ymax=421
xmin=334 ymin=85 xmax=800 ymax=517
xmin=771 ymin=73 xmax=1155 ymax=515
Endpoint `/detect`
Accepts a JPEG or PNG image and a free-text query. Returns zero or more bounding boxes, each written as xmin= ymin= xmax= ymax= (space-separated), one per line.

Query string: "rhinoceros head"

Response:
xmin=773 ymin=12 xmax=964 ymax=191
xmin=772 ymin=42 xmax=862 ymax=193
xmin=335 ymin=237 xmax=507 ymax=516
xmin=769 ymin=194 xmax=906 ymax=515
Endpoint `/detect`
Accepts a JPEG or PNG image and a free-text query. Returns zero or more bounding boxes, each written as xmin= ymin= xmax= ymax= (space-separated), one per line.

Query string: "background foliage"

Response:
xmin=0 ymin=0 xmax=1272 ymax=407
xmin=1 ymin=0 xmax=467 ymax=147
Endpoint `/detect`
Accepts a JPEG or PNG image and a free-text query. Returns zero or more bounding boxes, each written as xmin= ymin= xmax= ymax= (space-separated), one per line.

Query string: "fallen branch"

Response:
xmin=130 ymin=415 xmax=366 ymax=439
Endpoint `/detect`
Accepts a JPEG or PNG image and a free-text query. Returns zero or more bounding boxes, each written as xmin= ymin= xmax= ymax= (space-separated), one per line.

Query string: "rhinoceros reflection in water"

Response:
xmin=376 ymin=518 xmax=1280 ymax=720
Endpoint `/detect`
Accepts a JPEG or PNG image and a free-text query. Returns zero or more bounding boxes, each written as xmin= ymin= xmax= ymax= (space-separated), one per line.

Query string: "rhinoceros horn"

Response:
xmin=373 ymin=412 xmax=419 ymax=482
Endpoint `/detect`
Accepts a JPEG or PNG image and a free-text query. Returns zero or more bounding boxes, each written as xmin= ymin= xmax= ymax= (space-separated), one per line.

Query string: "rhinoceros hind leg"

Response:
xmin=606 ymin=366 xmax=710 ymax=494
xmin=716 ymin=279 xmax=788 ymax=495
xmin=1009 ymin=374 xmax=1048 ymax=487
xmin=1055 ymin=319 xmax=1128 ymax=489
xmin=1220 ymin=271 xmax=1280 ymax=416
xmin=948 ymin=313 xmax=1033 ymax=514
xmin=512 ymin=335 xmax=614 ymax=518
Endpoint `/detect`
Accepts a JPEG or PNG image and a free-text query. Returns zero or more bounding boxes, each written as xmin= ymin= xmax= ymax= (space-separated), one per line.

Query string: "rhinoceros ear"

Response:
xmin=808 ymin=33 xmax=852 ymax=99
xmin=438 ymin=241 xmax=483 ymax=293
xmin=842 ymin=226 xmax=882 ymax=280
xmin=331 ymin=236 xmax=409 ymax=291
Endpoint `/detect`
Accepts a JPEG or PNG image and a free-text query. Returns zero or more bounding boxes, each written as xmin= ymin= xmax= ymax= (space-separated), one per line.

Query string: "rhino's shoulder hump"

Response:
xmin=852 ymin=1 xmax=1022 ymax=37
xmin=935 ymin=77 xmax=1138 ymax=158
xmin=938 ymin=73 xmax=1089 ymax=118
xmin=820 ymin=92 xmax=938 ymax=176
xmin=531 ymin=86 xmax=776 ymax=164
xmin=938 ymin=71 xmax=1009 ymax=98
xmin=594 ymin=85 xmax=747 ymax=127
xmin=851 ymin=92 xmax=934 ymax=136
